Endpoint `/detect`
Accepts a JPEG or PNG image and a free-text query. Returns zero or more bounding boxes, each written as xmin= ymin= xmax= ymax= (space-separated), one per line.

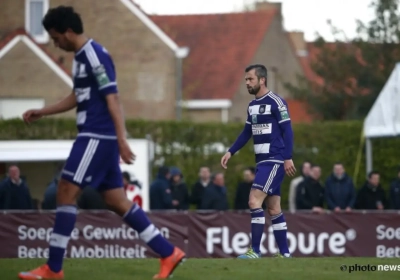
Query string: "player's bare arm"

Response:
xmin=105 ymin=94 xmax=135 ymax=164
xmin=23 ymin=91 xmax=76 ymax=124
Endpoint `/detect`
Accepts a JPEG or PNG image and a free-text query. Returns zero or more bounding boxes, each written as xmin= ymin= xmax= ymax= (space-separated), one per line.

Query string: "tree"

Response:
xmin=285 ymin=0 xmax=400 ymax=121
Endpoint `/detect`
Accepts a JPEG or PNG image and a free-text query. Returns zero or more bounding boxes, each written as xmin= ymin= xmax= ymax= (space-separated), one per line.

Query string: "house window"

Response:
xmin=0 ymin=98 xmax=45 ymax=120
xmin=25 ymin=0 xmax=49 ymax=44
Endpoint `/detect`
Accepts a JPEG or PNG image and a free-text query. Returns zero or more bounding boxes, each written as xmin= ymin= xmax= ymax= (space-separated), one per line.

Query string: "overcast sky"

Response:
xmin=134 ymin=0 xmax=375 ymax=41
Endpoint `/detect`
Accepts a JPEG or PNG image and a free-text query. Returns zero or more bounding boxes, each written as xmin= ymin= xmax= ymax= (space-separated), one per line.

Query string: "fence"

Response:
xmin=0 ymin=210 xmax=399 ymax=258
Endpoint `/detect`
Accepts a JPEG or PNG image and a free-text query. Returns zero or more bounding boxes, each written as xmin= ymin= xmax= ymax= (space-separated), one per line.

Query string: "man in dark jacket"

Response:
xmin=325 ymin=163 xmax=356 ymax=212
xmin=77 ymin=186 xmax=108 ymax=210
xmin=190 ymin=166 xmax=211 ymax=209
xmin=41 ymin=175 xmax=59 ymax=210
xmin=234 ymin=167 xmax=255 ymax=210
xmin=169 ymin=167 xmax=189 ymax=210
xmin=296 ymin=165 xmax=324 ymax=213
xmin=150 ymin=166 xmax=173 ymax=210
xmin=201 ymin=172 xmax=229 ymax=211
xmin=234 ymin=167 xmax=266 ymax=210
xmin=390 ymin=167 xmax=400 ymax=209
xmin=0 ymin=165 xmax=33 ymax=210
xmin=355 ymin=171 xmax=387 ymax=210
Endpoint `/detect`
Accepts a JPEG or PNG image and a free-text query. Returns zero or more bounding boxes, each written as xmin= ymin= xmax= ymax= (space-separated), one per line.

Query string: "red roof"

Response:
xmin=0 ymin=28 xmax=71 ymax=76
xmin=150 ymin=10 xmax=277 ymax=100
xmin=286 ymin=99 xmax=312 ymax=122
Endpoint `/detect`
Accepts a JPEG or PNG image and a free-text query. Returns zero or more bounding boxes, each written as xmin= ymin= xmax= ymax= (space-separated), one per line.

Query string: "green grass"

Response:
xmin=1 ymin=258 xmax=400 ymax=280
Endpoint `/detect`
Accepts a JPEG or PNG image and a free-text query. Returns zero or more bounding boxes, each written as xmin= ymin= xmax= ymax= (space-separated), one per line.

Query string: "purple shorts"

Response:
xmin=61 ymin=136 xmax=122 ymax=191
xmin=251 ymin=163 xmax=285 ymax=196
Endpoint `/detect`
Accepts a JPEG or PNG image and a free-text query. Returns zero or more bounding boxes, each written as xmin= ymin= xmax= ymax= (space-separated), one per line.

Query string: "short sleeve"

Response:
xmin=86 ymin=46 xmax=118 ymax=95
xmin=272 ymin=100 xmax=291 ymax=124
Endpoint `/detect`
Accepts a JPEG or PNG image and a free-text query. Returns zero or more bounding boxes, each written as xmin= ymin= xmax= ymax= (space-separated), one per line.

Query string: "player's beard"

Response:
xmin=247 ymin=84 xmax=261 ymax=95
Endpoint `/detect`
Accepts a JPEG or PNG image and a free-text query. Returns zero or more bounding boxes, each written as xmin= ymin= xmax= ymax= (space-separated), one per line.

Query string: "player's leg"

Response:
xmin=18 ymin=138 xmax=99 ymax=279
xmin=265 ymin=164 xmax=291 ymax=258
xmin=99 ymin=155 xmax=185 ymax=279
xmin=237 ymin=166 xmax=268 ymax=259
xmin=19 ymin=179 xmax=81 ymax=279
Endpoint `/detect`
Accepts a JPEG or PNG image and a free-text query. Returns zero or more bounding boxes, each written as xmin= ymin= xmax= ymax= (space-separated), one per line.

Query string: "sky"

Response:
xmin=134 ymin=0 xmax=376 ymax=42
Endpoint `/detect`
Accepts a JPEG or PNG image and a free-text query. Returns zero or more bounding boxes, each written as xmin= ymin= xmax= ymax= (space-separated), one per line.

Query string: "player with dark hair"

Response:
xmin=221 ymin=64 xmax=296 ymax=258
xmin=18 ymin=6 xmax=185 ymax=280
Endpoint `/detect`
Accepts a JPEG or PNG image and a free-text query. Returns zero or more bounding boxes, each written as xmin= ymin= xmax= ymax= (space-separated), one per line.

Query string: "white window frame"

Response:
xmin=25 ymin=0 xmax=49 ymax=44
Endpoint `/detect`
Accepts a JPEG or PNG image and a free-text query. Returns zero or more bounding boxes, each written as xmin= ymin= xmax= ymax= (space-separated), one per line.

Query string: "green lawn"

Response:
xmin=1 ymin=258 xmax=399 ymax=280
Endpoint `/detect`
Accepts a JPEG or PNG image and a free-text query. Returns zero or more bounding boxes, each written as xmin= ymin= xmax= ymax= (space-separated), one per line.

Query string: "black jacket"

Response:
xmin=170 ymin=181 xmax=190 ymax=210
xmin=390 ymin=178 xmax=400 ymax=209
xmin=190 ymin=180 xmax=211 ymax=209
xmin=150 ymin=175 xmax=173 ymax=210
xmin=296 ymin=177 xmax=324 ymax=210
xmin=234 ymin=181 xmax=266 ymax=210
xmin=324 ymin=173 xmax=356 ymax=210
xmin=201 ymin=184 xmax=229 ymax=211
xmin=78 ymin=187 xmax=107 ymax=210
xmin=355 ymin=182 xmax=387 ymax=210
xmin=0 ymin=178 xmax=33 ymax=210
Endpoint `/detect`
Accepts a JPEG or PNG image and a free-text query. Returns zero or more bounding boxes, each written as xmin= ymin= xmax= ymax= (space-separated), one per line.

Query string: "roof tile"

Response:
xmin=150 ymin=10 xmax=277 ymax=100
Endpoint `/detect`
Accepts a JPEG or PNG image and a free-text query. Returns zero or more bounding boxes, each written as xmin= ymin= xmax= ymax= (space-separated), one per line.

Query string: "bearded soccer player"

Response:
xmin=220 ymin=64 xmax=296 ymax=258
xmin=18 ymin=6 xmax=185 ymax=279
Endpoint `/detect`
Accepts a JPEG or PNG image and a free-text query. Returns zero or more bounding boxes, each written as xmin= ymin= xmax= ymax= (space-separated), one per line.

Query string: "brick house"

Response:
xmin=0 ymin=0 xmax=311 ymax=123
xmin=151 ymin=2 xmax=312 ymax=123
xmin=0 ymin=0 xmax=188 ymax=121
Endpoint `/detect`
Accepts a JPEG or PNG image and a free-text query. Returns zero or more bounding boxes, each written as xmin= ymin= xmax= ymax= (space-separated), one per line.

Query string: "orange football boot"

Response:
xmin=153 ymin=247 xmax=186 ymax=279
xmin=18 ymin=264 xmax=64 ymax=280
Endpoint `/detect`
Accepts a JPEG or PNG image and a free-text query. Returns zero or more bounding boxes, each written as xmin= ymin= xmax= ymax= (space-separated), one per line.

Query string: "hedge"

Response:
xmin=0 ymin=118 xmax=399 ymax=209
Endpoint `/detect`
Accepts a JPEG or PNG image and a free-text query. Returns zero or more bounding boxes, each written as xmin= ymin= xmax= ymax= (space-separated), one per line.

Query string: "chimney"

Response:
xmin=254 ymin=1 xmax=282 ymax=13
xmin=288 ymin=32 xmax=308 ymax=57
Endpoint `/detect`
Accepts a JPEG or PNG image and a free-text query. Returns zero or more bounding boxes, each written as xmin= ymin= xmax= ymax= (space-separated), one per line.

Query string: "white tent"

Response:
xmin=363 ymin=62 xmax=400 ymax=174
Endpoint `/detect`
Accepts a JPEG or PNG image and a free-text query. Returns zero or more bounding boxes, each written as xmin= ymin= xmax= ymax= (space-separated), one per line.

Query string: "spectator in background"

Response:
xmin=390 ymin=167 xmax=400 ymax=209
xmin=169 ymin=167 xmax=189 ymax=210
xmin=42 ymin=163 xmax=65 ymax=210
xmin=288 ymin=161 xmax=311 ymax=212
xmin=42 ymin=173 xmax=60 ymax=210
xmin=234 ymin=167 xmax=266 ymax=210
xmin=190 ymin=166 xmax=211 ymax=209
xmin=355 ymin=171 xmax=387 ymax=210
xmin=201 ymin=172 xmax=229 ymax=211
xmin=150 ymin=166 xmax=173 ymax=210
xmin=77 ymin=186 xmax=107 ymax=210
xmin=296 ymin=165 xmax=324 ymax=213
xmin=0 ymin=165 xmax=33 ymax=210
xmin=324 ymin=162 xmax=356 ymax=213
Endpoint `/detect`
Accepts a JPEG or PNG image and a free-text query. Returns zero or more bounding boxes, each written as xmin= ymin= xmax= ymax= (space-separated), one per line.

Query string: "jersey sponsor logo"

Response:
xmin=93 ymin=64 xmax=110 ymax=87
xmin=252 ymin=123 xmax=272 ymax=135
xmin=278 ymin=105 xmax=289 ymax=120
xmin=252 ymin=115 xmax=257 ymax=124
xmin=280 ymin=110 xmax=289 ymax=120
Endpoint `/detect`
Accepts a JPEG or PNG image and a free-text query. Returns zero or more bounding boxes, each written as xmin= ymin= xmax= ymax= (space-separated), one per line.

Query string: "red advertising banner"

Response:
xmin=0 ymin=211 xmax=399 ymax=258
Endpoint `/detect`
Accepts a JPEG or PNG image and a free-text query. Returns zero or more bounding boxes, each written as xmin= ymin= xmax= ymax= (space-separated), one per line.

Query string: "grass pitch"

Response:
xmin=1 ymin=258 xmax=399 ymax=280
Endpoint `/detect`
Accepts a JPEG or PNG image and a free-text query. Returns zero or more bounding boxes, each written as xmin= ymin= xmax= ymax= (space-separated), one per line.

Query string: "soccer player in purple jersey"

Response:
xmin=221 ymin=64 xmax=296 ymax=258
xmin=18 ymin=6 xmax=185 ymax=280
